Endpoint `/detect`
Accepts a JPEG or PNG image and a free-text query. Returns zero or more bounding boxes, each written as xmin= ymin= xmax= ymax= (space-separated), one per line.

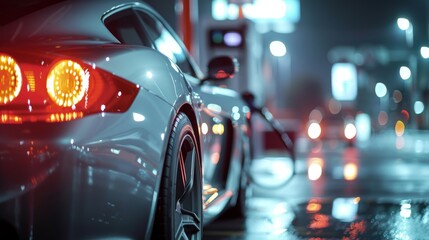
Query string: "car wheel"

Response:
xmin=153 ymin=113 xmax=203 ymax=240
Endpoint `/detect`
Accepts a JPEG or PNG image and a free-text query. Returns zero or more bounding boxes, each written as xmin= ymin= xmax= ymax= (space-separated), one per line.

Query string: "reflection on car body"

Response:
xmin=0 ymin=0 xmax=250 ymax=239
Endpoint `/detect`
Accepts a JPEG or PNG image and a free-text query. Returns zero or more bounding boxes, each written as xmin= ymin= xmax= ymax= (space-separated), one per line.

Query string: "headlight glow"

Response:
xmin=344 ymin=123 xmax=357 ymax=140
xmin=308 ymin=122 xmax=321 ymax=139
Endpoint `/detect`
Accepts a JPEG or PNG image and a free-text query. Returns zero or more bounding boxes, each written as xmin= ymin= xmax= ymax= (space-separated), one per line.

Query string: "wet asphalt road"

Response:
xmin=203 ymin=131 xmax=429 ymax=239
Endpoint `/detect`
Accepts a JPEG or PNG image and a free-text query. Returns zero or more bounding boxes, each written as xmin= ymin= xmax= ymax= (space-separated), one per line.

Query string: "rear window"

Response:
xmin=1 ymin=0 xmax=65 ymax=26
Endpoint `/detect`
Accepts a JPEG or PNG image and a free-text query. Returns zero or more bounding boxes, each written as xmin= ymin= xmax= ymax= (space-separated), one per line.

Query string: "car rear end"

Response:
xmin=0 ymin=45 xmax=175 ymax=239
xmin=306 ymin=109 xmax=357 ymax=145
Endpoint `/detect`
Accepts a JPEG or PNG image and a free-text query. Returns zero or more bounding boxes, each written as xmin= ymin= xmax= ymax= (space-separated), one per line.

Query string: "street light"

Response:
xmin=375 ymin=82 xmax=388 ymax=124
xmin=397 ymin=17 xmax=417 ymax=128
xmin=397 ymin=17 xmax=413 ymax=47
xmin=397 ymin=18 xmax=410 ymax=30
xmin=268 ymin=40 xmax=290 ymax=110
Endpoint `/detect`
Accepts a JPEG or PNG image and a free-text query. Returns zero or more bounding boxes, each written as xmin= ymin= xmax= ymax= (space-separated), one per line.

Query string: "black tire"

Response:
xmin=153 ymin=113 xmax=203 ymax=240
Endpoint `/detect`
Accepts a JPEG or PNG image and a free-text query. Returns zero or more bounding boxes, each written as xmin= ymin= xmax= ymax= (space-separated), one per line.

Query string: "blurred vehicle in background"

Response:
xmin=192 ymin=56 xmax=252 ymax=221
xmin=306 ymin=107 xmax=357 ymax=144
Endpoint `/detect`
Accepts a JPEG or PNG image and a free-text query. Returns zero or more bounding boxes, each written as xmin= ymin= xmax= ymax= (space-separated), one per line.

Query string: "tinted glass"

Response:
xmin=136 ymin=11 xmax=194 ymax=75
xmin=104 ymin=9 xmax=152 ymax=47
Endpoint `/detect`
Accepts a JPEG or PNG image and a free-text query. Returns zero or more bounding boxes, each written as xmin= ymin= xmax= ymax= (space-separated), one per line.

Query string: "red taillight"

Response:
xmin=46 ymin=60 xmax=89 ymax=107
xmin=0 ymin=53 xmax=139 ymax=124
xmin=0 ymin=54 xmax=22 ymax=104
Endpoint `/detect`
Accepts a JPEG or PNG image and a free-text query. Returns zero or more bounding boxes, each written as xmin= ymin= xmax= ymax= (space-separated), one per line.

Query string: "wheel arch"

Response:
xmin=177 ymin=103 xmax=202 ymax=156
xmin=148 ymin=101 xmax=202 ymax=238
xmin=151 ymin=103 xmax=203 ymax=239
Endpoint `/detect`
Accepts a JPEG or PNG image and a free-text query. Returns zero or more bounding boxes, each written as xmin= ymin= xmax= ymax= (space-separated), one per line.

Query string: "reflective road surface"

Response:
xmin=203 ymin=130 xmax=429 ymax=239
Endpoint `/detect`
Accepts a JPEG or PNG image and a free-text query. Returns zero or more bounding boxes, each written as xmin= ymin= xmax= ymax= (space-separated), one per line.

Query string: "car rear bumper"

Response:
xmin=0 ymin=93 xmax=173 ymax=239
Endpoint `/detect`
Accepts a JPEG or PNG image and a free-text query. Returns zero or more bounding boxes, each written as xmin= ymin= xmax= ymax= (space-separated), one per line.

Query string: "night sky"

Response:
xmin=287 ymin=0 xmax=428 ymax=81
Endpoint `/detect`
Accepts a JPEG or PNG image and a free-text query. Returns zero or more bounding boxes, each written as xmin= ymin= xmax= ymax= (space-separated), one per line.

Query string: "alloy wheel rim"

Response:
xmin=174 ymin=134 xmax=202 ymax=239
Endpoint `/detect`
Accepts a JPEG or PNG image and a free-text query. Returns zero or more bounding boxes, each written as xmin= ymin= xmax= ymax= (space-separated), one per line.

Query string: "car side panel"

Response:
xmin=0 ymin=89 xmax=174 ymax=239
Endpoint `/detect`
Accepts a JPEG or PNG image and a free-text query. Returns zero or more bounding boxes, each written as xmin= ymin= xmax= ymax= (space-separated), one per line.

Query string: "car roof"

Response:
xmin=0 ymin=0 xmax=205 ymax=79
xmin=0 ymin=0 xmax=154 ymax=44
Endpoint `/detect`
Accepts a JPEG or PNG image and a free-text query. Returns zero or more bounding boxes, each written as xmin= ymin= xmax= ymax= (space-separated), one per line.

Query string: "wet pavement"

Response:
xmin=203 ymin=131 xmax=429 ymax=239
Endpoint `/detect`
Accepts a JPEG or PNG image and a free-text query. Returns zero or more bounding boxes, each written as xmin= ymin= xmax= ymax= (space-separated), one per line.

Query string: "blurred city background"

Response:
xmin=148 ymin=0 xmax=429 ymax=135
xmin=148 ymin=0 xmax=429 ymax=239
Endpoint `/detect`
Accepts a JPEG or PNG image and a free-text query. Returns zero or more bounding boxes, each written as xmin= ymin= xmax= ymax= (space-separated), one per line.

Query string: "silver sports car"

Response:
xmin=0 ymin=0 xmax=251 ymax=239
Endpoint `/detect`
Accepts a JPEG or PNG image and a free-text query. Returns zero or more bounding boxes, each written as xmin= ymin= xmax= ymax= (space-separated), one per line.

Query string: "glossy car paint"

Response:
xmin=0 ymin=1 xmax=200 ymax=239
xmin=0 ymin=0 xmax=250 ymax=238
xmin=0 ymin=91 xmax=174 ymax=239
xmin=195 ymin=84 xmax=251 ymax=222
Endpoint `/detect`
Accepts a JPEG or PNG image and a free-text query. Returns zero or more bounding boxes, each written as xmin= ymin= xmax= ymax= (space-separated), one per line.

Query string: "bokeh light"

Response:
xmin=328 ymin=99 xmax=342 ymax=114
xmin=356 ymin=113 xmax=371 ymax=142
xmin=212 ymin=123 xmax=225 ymax=135
xmin=306 ymin=199 xmax=322 ymax=213
xmin=395 ymin=120 xmax=405 ymax=136
xmin=393 ymin=90 xmax=403 ymax=103
xmin=308 ymin=158 xmax=324 ymax=181
xmin=269 ymin=40 xmax=287 ymax=57
xmin=375 ymin=82 xmax=387 ymax=98
xmin=308 ymin=122 xmax=322 ymax=139
xmin=401 ymin=109 xmax=409 ymax=122
xmin=344 ymin=123 xmax=357 ymax=140
xmin=343 ymin=163 xmax=358 ymax=181
xmin=309 ymin=108 xmax=323 ymax=122
xmin=397 ymin=17 xmax=410 ymax=31
xmin=202 ymin=123 xmax=209 ymax=135
xmin=421 ymin=46 xmax=429 ymax=59
xmin=399 ymin=66 xmax=411 ymax=80
xmin=414 ymin=101 xmax=424 ymax=114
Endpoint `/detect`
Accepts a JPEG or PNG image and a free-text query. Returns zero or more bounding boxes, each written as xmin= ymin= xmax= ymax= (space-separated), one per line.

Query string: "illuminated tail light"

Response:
xmin=0 ymin=54 xmax=22 ymax=104
xmin=0 ymin=53 xmax=139 ymax=124
xmin=46 ymin=60 xmax=89 ymax=107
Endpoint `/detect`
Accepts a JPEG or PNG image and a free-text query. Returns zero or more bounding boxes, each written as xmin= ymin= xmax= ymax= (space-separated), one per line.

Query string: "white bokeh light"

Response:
xmin=307 ymin=122 xmax=321 ymax=139
xmin=331 ymin=63 xmax=357 ymax=101
xmin=269 ymin=40 xmax=287 ymax=57
xmin=421 ymin=46 xmax=429 ymax=59
xmin=308 ymin=158 xmax=323 ymax=181
xmin=344 ymin=123 xmax=357 ymax=140
xmin=397 ymin=18 xmax=410 ymax=31
xmin=399 ymin=66 xmax=411 ymax=80
xmin=212 ymin=0 xmax=228 ymax=20
xmin=414 ymin=101 xmax=424 ymax=115
xmin=375 ymin=82 xmax=387 ymax=98
xmin=356 ymin=113 xmax=371 ymax=142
